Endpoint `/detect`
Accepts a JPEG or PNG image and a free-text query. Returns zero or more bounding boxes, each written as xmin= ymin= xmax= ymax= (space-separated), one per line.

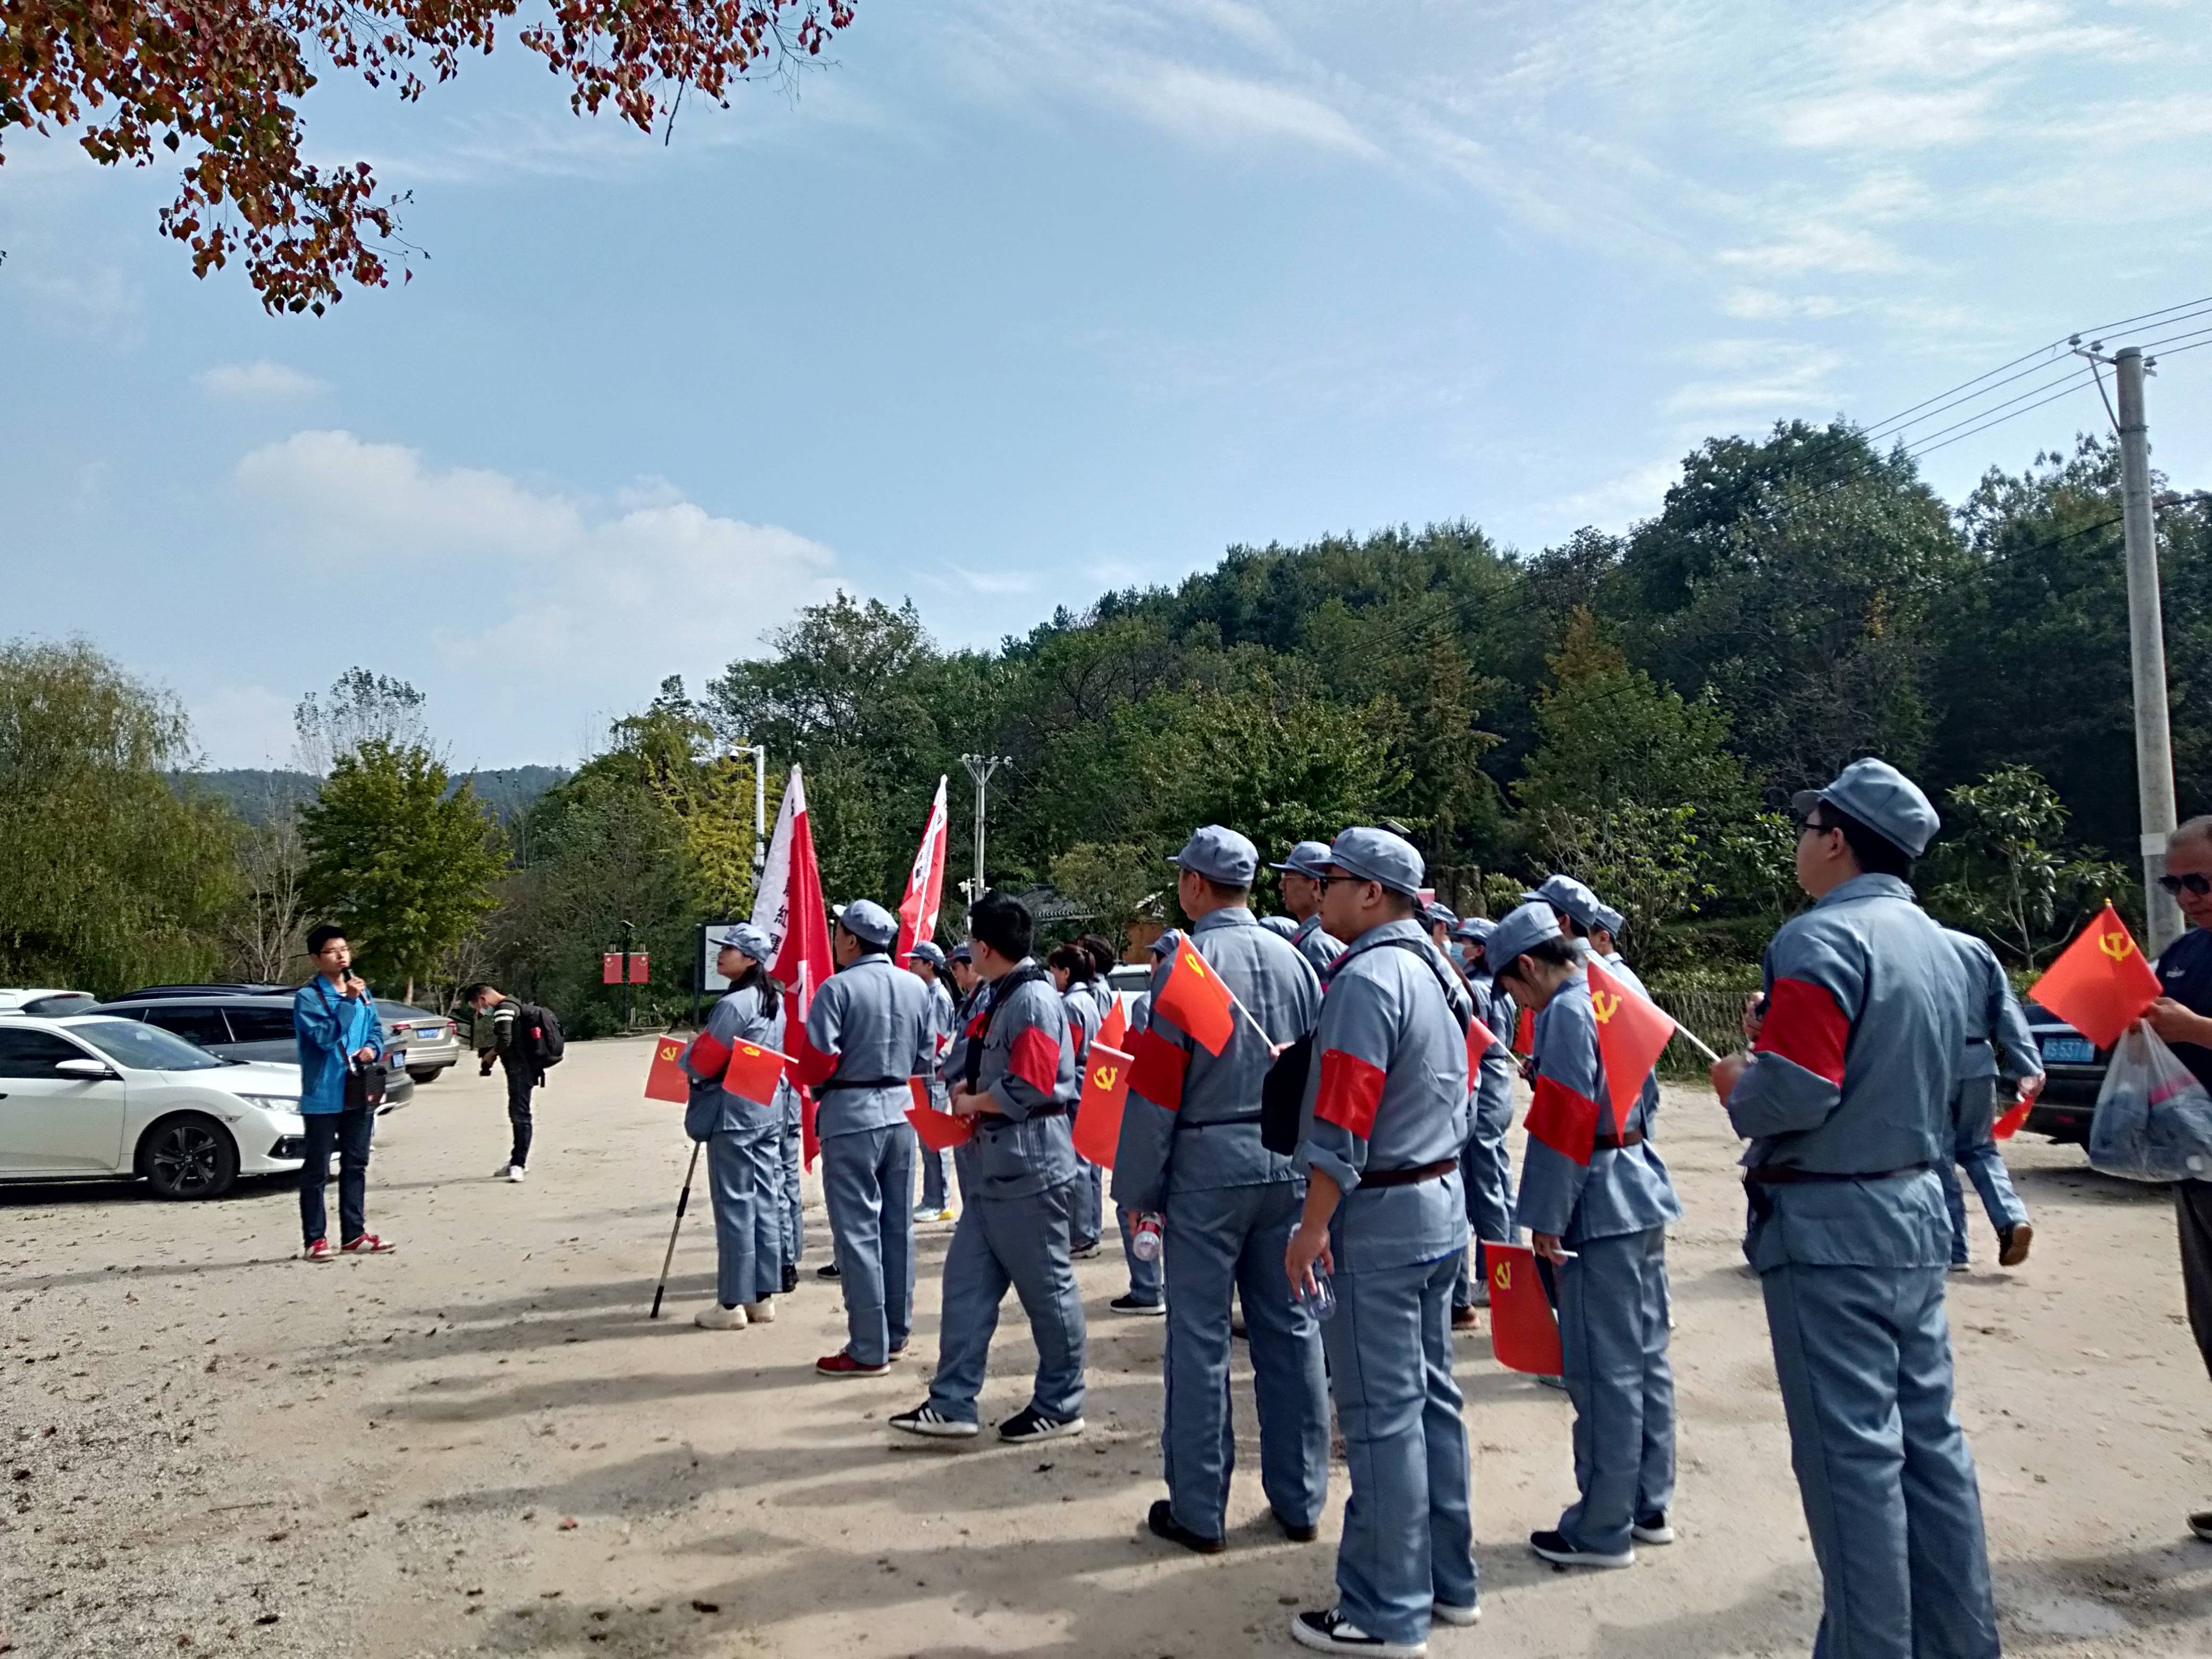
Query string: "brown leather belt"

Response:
xmin=1594 ymin=1130 xmax=1646 ymax=1150
xmin=1360 ymin=1159 xmax=1456 ymax=1189
xmin=1747 ymin=1162 xmax=1928 ymax=1185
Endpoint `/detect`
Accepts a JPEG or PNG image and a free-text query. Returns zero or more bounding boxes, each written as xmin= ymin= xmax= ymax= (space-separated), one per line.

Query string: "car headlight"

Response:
xmin=236 ymin=1094 xmax=304 ymax=1119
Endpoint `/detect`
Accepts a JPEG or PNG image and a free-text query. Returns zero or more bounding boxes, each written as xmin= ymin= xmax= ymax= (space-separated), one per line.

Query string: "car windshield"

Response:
xmin=68 ymin=1017 xmax=226 ymax=1072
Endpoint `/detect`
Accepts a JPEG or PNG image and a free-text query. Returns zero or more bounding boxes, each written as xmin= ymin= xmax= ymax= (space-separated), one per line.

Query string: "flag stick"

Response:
xmin=1668 ymin=1026 xmax=1725 ymax=1066
xmin=648 ymin=1140 xmax=703 ymax=1320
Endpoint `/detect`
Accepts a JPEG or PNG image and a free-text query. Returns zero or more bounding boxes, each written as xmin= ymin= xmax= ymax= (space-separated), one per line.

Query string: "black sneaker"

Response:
xmin=1273 ymin=1510 xmax=1319 ymax=1544
xmin=2191 ymin=1510 xmax=2212 ymax=1543
xmin=1449 ymin=1304 xmax=1480 ymax=1331
xmin=1110 ymin=1294 xmax=1166 ymax=1317
xmin=996 ymin=1405 xmax=1084 ymax=1444
xmin=781 ymin=1263 xmax=799 ymax=1294
xmin=1288 ymin=1608 xmax=1425 ymax=1656
xmin=816 ymin=1261 xmax=841 ymax=1281
xmin=1632 ymin=1511 xmax=1675 ymax=1545
xmin=889 ymin=1404 xmax=978 ymax=1440
xmin=1146 ymin=1499 xmax=1224 ymax=1555
xmin=1070 ymin=1237 xmax=1101 ymax=1259
xmin=1529 ymin=1528 xmax=1633 ymax=1569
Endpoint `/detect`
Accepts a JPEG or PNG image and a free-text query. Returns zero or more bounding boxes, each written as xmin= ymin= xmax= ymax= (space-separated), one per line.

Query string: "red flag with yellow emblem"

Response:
xmin=1154 ymin=939 xmax=1236 ymax=1056
xmin=1098 ymin=996 xmax=1128 ymax=1053
xmin=1484 ymin=1242 xmax=1563 ymax=1375
xmin=1073 ymin=1042 xmax=1135 ymax=1167
xmin=644 ymin=1035 xmax=691 ymax=1103
xmin=1587 ymin=957 xmax=1676 ymax=1120
xmin=721 ymin=1040 xmax=790 ymax=1108
xmin=2027 ymin=902 xmax=2160 ymax=1051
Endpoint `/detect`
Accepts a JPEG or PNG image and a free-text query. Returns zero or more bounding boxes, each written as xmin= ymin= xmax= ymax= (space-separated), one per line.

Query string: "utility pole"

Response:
xmin=749 ymin=744 xmax=768 ymax=872
xmin=619 ymin=918 xmax=635 ymax=1032
xmin=2114 ymin=346 xmax=2183 ymax=953
xmin=959 ymin=754 xmax=1008 ymax=900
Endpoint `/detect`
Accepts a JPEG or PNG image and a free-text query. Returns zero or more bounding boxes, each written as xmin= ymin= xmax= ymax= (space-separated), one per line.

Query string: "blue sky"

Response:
xmin=5 ymin=0 xmax=2209 ymax=768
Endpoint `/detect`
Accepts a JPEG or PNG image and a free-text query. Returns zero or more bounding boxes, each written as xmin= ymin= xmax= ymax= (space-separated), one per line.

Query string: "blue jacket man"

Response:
xmin=793 ymin=898 xmax=937 ymax=1378
xmin=1712 ymin=759 xmax=1999 ymax=1659
xmin=1271 ymin=840 xmax=1347 ymax=975
xmin=1450 ymin=916 xmax=1519 ymax=1320
xmin=682 ymin=923 xmax=792 ymax=1328
xmin=1496 ymin=901 xmax=1682 ymax=1569
xmin=1940 ymin=928 xmax=2043 ymax=1270
xmin=291 ymin=923 xmax=390 ymax=1260
xmin=892 ymin=890 xmax=1089 ymax=1445
xmin=1284 ymin=827 xmax=1479 ymax=1657
xmin=1116 ymin=825 xmax=1328 ymax=1555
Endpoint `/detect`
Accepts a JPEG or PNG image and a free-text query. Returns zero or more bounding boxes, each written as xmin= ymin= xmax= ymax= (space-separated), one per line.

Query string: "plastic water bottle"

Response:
xmin=1132 ymin=1213 xmax=1163 ymax=1262
xmin=1294 ymin=1261 xmax=1337 ymax=1321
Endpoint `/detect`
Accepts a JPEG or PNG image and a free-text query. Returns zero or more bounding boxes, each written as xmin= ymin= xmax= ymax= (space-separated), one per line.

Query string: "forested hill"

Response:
xmin=180 ymin=765 xmax=569 ymax=826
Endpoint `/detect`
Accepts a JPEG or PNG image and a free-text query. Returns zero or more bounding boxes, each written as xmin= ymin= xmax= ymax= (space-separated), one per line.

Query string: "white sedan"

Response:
xmin=0 ymin=1015 xmax=308 ymax=1199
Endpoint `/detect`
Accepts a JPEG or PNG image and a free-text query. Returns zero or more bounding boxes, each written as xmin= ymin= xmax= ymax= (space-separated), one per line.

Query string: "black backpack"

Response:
xmin=517 ymin=1003 xmax=566 ymax=1071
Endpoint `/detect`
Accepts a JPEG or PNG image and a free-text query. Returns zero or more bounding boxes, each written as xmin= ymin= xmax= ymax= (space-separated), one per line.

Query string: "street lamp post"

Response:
xmin=959 ymin=754 xmax=1009 ymax=900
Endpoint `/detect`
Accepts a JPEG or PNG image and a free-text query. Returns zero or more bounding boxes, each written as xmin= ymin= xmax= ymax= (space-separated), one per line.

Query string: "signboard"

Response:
xmin=627 ymin=953 xmax=650 ymax=985
xmin=602 ymin=952 xmax=622 ymax=985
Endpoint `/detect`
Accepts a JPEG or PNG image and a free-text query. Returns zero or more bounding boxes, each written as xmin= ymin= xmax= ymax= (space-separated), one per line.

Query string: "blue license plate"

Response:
xmin=2041 ymin=1036 xmax=2096 ymax=1065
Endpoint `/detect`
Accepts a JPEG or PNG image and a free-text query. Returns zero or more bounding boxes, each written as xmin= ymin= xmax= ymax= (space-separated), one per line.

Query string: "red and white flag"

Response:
xmin=753 ymin=766 xmax=835 ymax=1168
xmin=895 ymin=775 xmax=950 ymax=961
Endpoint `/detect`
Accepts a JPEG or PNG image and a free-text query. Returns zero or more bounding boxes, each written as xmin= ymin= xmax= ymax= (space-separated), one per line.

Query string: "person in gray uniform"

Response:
xmin=1051 ymin=941 xmax=1109 ymax=1258
xmin=1271 ymin=840 xmax=1346 ymax=974
xmin=1711 ymin=758 xmax=1999 ymax=1659
xmin=1117 ymin=825 xmax=1328 ymax=1555
xmin=908 ymin=941 xmax=960 ymax=1224
xmin=1112 ymin=933 xmax=1177 ymax=1316
xmin=1940 ymin=927 xmax=2042 ymax=1269
xmin=791 ymin=898 xmax=937 ymax=1379
xmin=1494 ymin=901 xmax=1681 ymax=1569
xmin=1285 ymin=826 xmax=1478 ymax=1657
xmin=1534 ymin=874 xmax=1649 ymax=1001
xmin=1450 ymin=916 xmax=1518 ymax=1326
xmin=891 ymin=891 xmax=1088 ymax=1444
xmin=681 ymin=924 xmax=791 ymax=1329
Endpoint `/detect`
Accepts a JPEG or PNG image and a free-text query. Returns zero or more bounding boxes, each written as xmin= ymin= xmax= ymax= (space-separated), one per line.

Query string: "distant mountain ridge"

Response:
xmin=177 ymin=765 xmax=570 ymax=825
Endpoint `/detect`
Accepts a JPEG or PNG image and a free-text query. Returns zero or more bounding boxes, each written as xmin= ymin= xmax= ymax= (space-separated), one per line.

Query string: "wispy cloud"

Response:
xmin=199 ymin=361 xmax=330 ymax=399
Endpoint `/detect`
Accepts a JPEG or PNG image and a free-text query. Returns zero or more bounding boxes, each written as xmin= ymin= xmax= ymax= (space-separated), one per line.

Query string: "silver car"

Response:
xmin=378 ymin=1002 xmax=462 ymax=1083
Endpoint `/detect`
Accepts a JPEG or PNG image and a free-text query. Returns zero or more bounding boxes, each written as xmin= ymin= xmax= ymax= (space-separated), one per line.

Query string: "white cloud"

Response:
xmin=1721 ymin=287 xmax=1858 ymax=321
xmin=199 ymin=361 xmax=330 ymax=399
xmin=1663 ymin=339 xmax=1845 ymax=420
xmin=1720 ymin=220 xmax=1913 ymax=276
xmin=1834 ymin=0 xmax=2144 ymax=79
xmin=1779 ymin=87 xmax=1993 ymax=150
xmin=230 ymin=430 xmax=842 ymax=707
xmin=1095 ymin=61 xmax=1377 ymax=156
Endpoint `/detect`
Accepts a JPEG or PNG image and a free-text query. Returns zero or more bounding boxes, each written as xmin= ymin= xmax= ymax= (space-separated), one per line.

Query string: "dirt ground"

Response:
xmin=4 ymin=1034 xmax=2210 ymax=1658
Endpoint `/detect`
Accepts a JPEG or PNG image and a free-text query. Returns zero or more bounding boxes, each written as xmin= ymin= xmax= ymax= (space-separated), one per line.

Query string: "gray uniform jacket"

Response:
xmin=1942 ymin=929 xmax=2042 ymax=1084
xmin=958 ymin=965 xmax=1083 ymax=1201
xmin=1292 ymin=914 xmax=1347 ymax=974
xmin=797 ymin=954 xmax=936 ymax=1140
xmin=1466 ymin=972 xmax=1516 ymax=1117
xmin=1300 ymin=918 xmax=1473 ymax=1271
xmin=1113 ymin=910 xmax=1322 ymax=1213
xmin=1725 ymin=874 xmax=1965 ymax=1270
xmin=681 ymin=981 xmax=792 ymax=1141
xmin=921 ymin=976 xmax=957 ymax=1108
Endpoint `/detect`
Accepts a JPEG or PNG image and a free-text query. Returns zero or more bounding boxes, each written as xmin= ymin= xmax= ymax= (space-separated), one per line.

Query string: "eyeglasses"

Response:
xmin=1797 ymin=815 xmax=1837 ymax=838
xmin=2159 ymin=872 xmax=2212 ymax=896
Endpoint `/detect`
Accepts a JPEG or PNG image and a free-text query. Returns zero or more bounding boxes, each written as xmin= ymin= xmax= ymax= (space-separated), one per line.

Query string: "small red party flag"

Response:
xmin=1587 ymin=957 xmax=1676 ymax=1120
xmin=1992 ymin=1095 xmax=2034 ymax=1141
xmin=1485 ymin=1242 xmax=1564 ymax=1375
xmin=721 ymin=1040 xmax=790 ymax=1108
xmin=1098 ymin=996 xmax=1129 ymax=1053
xmin=1154 ymin=939 xmax=1236 ymax=1056
xmin=2027 ymin=902 xmax=2160 ymax=1051
xmin=643 ymin=1035 xmax=691 ymax=1103
xmin=1073 ymin=1042 xmax=1134 ymax=1168
xmin=1513 ymin=1006 xmax=1535 ymax=1057
xmin=906 ymin=1086 xmax=974 ymax=1153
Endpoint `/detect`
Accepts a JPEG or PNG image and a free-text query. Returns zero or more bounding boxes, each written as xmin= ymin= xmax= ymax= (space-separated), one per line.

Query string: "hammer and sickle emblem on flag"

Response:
xmin=1093 ymin=1063 xmax=1119 ymax=1090
xmin=2099 ymin=929 xmax=2135 ymax=961
xmin=1591 ymin=991 xmax=1620 ymax=1024
xmin=1493 ymin=1261 xmax=1512 ymax=1292
xmin=739 ymin=1045 xmax=760 ymax=1059
xmin=1188 ymin=957 xmax=1208 ymax=979
xmin=659 ymin=1041 xmax=681 ymax=1061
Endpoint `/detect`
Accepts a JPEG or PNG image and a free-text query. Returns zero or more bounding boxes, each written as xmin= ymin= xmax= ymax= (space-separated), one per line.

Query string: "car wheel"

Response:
xmin=407 ymin=1066 xmax=448 ymax=1085
xmin=138 ymin=1115 xmax=240 ymax=1200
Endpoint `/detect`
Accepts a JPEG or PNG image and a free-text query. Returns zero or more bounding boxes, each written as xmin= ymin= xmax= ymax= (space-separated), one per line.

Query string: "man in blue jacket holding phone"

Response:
xmin=293 ymin=923 xmax=396 ymax=1262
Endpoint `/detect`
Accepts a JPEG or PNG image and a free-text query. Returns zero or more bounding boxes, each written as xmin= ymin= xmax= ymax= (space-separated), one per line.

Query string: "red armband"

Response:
xmin=1314 ymin=1048 xmax=1387 ymax=1140
xmin=687 ymin=1032 xmax=732 ymax=1078
xmin=1128 ymin=1027 xmax=1189 ymax=1111
xmin=1525 ymin=1075 xmax=1601 ymax=1167
xmin=1008 ymin=1025 xmax=1060 ymax=1094
xmin=1754 ymin=978 xmax=1849 ymax=1085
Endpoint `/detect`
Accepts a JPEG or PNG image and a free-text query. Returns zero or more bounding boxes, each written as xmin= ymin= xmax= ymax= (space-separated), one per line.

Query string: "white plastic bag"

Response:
xmin=2087 ymin=1026 xmax=2212 ymax=1183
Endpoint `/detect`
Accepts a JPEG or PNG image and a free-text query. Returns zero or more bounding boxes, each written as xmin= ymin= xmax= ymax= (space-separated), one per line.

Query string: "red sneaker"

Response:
xmin=303 ymin=1238 xmax=333 ymax=1263
xmin=815 ymin=1351 xmax=890 ymax=1378
xmin=341 ymin=1234 xmax=396 ymax=1254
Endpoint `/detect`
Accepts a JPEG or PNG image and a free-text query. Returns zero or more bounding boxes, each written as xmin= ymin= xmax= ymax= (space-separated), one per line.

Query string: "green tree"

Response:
xmin=0 ymin=639 xmax=240 ymax=994
xmin=1924 ymin=764 xmax=2131 ymax=966
xmin=299 ymin=739 xmax=507 ymax=1000
xmin=1048 ymin=843 xmax=1161 ymax=943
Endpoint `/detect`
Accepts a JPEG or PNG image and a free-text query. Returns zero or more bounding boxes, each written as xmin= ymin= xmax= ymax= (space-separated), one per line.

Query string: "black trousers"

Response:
xmin=300 ymin=1108 xmax=374 ymax=1245
xmin=2181 ymin=1180 xmax=2212 ymax=1385
xmin=505 ymin=1062 xmax=537 ymax=1167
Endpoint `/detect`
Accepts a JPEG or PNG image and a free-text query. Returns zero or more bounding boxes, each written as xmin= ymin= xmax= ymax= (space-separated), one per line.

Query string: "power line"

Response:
xmin=1897 ymin=364 xmax=2097 ymax=456
xmin=1905 ymin=375 xmax=2105 ymax=460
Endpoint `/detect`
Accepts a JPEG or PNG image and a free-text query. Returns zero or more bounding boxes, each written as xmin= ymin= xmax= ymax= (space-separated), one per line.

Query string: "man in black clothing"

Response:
xmin=464 ymin=982 xmax=538 ymax=1184
xmin=2140 ymin=815 xmax=2212 ymax=1545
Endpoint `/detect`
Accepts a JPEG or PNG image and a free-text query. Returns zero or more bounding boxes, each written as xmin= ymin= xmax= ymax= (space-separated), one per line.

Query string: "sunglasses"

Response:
xmin=2159 ymin=872 xmax=2212 ymax=896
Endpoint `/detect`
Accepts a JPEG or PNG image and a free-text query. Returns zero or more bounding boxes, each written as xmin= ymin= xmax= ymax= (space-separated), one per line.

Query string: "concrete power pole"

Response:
xmin=2115 ymin=347 xmax=2183 ymax=954
xmin=959 ymin=753 xmax=1008 ymax=900
xmin=749 ymin=744 xmax=768 ymax=872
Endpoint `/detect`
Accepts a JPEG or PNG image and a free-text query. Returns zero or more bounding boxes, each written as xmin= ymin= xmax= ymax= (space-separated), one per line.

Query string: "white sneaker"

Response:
xmin=507 ymin=1164 xmax=526 ymax=1183
xmin=1431 ymin=1602 xmax=1480 ymax=1627
xmin=492 ymin=1163 xmax=514 ymax=1179
xmin=742 ymin=1296 xmax=776 ymax=1323
xmin=695 ymin=1303 xmax=749 ymax=1330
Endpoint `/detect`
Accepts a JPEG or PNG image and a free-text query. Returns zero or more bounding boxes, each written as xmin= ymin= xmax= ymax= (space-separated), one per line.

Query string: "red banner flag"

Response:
xmin=1154 ymin=939 xmax=1236 ymax=1057
xmin=752 ymin=766 xmax=835 ymax=1168
xmin=1485 ymin=1242 xmax=1564 ymax=1375
xmin=1073 ymin=1042 xmax=1134 ymax=1168
xmin=1466 ymin=1014 xmax=1502 ymax=1077
xmin=722 ymin=1040 xmax=790 ymax=1108
xmin=2027 ymin=902 xmax=2160 ymax=1051
xmin=894 ymin=776 xmax=950 ymax=962
xmin=907 ymin=1078 xmax=974 ymax=1152
xmin=1588 ymin=956 xmax=1675 ymax=1121
xmin=643 ymin=1035 xmax=690 ymax=1103
xmin=1098 ymin=996 xmax=1129 ymax=1054
xmin=1513 ymin=1006 xmax=1535 ymax=1057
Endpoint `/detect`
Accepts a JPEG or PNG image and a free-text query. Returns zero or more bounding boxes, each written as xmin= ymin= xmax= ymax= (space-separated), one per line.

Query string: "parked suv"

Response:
xmin=94 ymin=985 xmax=415 ymax=1112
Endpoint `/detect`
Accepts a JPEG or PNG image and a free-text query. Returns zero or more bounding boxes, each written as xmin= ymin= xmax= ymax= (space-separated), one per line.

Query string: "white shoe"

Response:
xmin=1291 ymin=1608 xmax=1426 ymax=1656
xmin=1431 ymin=1602 xmax=1480 ymax=1627
xmin=695 ymin=1303 xmax=748 ymax=1330
xmin=492 ymin=1163 xmax=514 ymax=1179
xmin=742 ymin=1297 xmax=776 ymax=1323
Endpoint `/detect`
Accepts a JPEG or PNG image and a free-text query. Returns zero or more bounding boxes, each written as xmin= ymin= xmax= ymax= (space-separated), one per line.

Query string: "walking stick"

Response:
xmin=649 ymin=1140 xmax=703 ymax=1320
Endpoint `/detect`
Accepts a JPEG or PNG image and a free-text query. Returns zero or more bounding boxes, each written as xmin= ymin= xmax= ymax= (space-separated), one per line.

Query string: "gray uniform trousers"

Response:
xmin=1117 ymin=1205 xmax=1163 ymax=1303
xmin=1075 ymin=1161 xmax=1105 ymax=1246
xmin=2182 ymin=1179 xmax=2212 ymax=1384
xmin=1319 ymin=1251 xmax=1478 ymax=1645
xmin=820 ymin=1123 xmax=917 ymax=1366
xmin=1939 ymin=1077 xmax=2028 ymax=1262
xmin=919 ymin=1143 xmax=957 ymax=1212
xmin=1761 ymin=1261 xmax=2000 ymax=1659
xmin=707 ymin=1119 xmax=785 ymax=1308
xmin=925 ymin=1175 xmax=1088 ymax=1422
xmin=1554 ymin=1226 xmax=1675 ymax=1554
xmin=779 ymin=1093 xmax=804 ymax=1269
xmin=1159 ymin=1180 xmax=1328 ymax=1538
xmin=1452 ymin=1089 xmax=1518 ymax=1310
